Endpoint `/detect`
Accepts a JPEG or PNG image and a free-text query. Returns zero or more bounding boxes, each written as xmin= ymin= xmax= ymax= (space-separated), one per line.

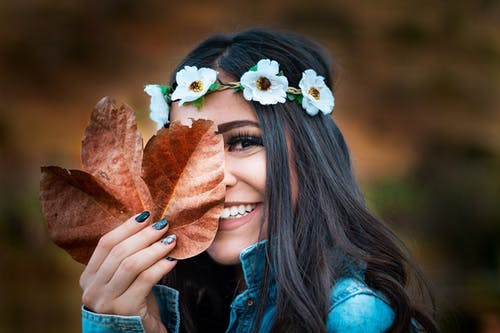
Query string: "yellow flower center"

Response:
xmin=189 ymin=80 xmax=204 ymax=93
xmin=308 ymin=87 xmax=321 ymax=100
xmin=256 ymin=77 xmax=271 ymax=91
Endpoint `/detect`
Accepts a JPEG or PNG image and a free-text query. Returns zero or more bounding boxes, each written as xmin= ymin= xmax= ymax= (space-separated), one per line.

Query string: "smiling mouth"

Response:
xmin=220 ymin=204 xmax=257 ymax=219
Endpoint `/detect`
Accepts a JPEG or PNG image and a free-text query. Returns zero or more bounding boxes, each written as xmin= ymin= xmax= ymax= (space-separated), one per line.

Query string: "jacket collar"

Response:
xmin=239 ymin=240 xmax=269 ymax=290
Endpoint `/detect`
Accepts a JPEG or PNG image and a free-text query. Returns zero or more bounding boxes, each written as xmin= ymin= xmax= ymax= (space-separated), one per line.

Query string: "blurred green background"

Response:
xmin=0 ymin=0 xmax=499 ymax=332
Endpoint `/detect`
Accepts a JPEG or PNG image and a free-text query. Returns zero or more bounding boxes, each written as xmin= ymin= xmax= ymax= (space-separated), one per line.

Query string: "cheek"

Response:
xmin=236 ymin=153 xmax=266 ymax=194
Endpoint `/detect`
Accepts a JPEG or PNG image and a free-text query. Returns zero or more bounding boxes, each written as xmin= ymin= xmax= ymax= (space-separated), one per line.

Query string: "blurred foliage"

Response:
xmin=0 ymin=0 xmax=499 ymax=332
xmin=365 ymin=136 xmax=500 ymax=332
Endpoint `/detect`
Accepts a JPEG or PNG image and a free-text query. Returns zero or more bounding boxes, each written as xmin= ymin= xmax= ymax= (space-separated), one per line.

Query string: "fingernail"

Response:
xmin=135 ymin=211 xmax=150 ymax=223
xmin=161 ymin=234 xmax=176 ymax=245
xmin=152 ymin=219 xmax=168 ymax=230
xmin=166 ymin=257 xmax=177 ymax=261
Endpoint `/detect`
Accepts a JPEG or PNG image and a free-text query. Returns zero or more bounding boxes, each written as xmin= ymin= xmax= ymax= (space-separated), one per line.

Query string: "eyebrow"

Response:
xmin=216 ymin=120 xmax=260 ymax=134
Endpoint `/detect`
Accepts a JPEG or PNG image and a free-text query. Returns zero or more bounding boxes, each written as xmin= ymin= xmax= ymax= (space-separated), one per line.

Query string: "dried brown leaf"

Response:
xmin=142 ymin=119 xmax=225 ymax=259
xmin=40 ymin=166 xmax=131 ymax=264
xmin=40 ymin=98 xmax=225 ymax=264
xmin=81 ymin=97 xmax=152 ymax=212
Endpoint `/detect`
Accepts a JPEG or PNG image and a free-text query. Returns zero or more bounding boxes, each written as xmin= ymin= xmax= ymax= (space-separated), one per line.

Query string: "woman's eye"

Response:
xmin=227 ymin=136 xmax=263 ymax=152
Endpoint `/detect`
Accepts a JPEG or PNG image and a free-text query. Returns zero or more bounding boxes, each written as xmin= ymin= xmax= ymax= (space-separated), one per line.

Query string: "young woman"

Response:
xmin=80 ymin=29 xmax=438 ymax=332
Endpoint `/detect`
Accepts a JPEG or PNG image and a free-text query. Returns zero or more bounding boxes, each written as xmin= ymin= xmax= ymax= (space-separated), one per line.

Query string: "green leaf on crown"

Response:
xmin=160 ymin=85 xmax=173 ymax=95
xmin=297 ymin=95 xmax=304 ymax=105
xmin=193 ymin=96 xmax=204 ymax=110
xmin=208 ymin=83 xmax=219 ymax=91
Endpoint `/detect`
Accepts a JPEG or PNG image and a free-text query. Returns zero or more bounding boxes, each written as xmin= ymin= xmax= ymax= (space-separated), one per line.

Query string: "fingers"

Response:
xmin=118 ymin=255 xmax=178 ymax=306
xmin=108 ymin=234 xmax=177 ymax=294
xmin=85 ymin=211 xmax=152 ymax=277
xmin=91 ymin=218 xmax=171 ymax=287
xmin=82 ymin=236 xmax=178 ymax=314
xmin=79 ymin=211 xmax=179 ymax=320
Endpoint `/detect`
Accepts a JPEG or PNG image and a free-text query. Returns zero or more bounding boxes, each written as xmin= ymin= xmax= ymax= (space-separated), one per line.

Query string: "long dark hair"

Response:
xmin=163 ymin=28 xmax=438 ymax=333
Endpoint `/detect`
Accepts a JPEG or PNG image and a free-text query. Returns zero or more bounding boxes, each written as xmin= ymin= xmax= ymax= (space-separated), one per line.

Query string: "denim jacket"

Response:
xmin=82 ymin=242 xmax=395 ymax=332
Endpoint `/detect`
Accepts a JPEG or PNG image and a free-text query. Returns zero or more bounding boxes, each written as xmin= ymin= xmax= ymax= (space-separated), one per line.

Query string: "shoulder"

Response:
xmin=326 ymin=278 xmax=395 ymax=333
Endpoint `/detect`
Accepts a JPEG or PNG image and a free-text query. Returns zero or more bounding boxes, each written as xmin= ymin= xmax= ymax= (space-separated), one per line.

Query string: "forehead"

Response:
xmin=170 ymin=88 xmax=258 ymax=127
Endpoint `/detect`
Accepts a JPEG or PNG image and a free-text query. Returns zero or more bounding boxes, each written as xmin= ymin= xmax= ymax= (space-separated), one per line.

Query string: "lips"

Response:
xmin=217 ymin=203 xmax=261 ymax=231
xmin=220 ymin=203 xmax=257 ymax=219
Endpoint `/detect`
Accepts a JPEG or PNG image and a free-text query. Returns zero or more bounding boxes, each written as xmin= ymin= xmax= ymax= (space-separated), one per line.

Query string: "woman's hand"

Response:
xmin=79 ymin=212 xmax=177 ymax=333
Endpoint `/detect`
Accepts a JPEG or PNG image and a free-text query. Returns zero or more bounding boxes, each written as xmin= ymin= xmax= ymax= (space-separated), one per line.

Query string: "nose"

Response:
xmin=223 ymin=155 xmax=237 ymax=188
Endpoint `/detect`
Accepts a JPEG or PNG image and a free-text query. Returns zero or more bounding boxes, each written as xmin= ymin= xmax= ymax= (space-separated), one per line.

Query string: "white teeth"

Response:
xmin=220 ymin=209 xmax=230 ymax=218
xmin=220 ymin=204 xmax=257 ymax=219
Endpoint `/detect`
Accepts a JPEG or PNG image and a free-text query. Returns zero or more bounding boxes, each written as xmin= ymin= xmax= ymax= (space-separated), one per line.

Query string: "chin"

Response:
xmin=206 ymin=235 xmax=258 ymax=265
xmin=206 ymin=248 xmax=241 ymax=265
xmin=206 ymin=206 xmax=267 ymax=265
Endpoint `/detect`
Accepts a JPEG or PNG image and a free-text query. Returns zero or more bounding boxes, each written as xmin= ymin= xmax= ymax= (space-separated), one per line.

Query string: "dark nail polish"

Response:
xmin=161 ymin=234 xmax=176 ymax=245
xmin=166 ymin=257 xmax=177 ymax=261
xmin=152 ymin=219 xmax=168 ymax=230
xmin=135 ymin=211 xmax=150 ymax=223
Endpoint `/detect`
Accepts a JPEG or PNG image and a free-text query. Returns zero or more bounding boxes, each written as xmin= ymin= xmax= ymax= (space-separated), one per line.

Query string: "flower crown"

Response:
xmin=144 ymin=59 xmax=335 ymax=129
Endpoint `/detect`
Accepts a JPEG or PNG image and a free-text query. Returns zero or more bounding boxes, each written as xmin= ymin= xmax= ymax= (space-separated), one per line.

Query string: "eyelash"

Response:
xmin=226 ymin=131 xmax=263 ymax=152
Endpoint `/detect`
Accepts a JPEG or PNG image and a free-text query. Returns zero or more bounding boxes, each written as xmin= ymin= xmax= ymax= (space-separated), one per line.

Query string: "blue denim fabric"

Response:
xmin=82 ymin=307 xmax=145 ymax=332
xmin=82 ymin=241 xmax=394 ymax=333
xmin=326 ymin=278 xmax=394 ymax=332
xmin=225 ymin=242 xmax=277 ymax=333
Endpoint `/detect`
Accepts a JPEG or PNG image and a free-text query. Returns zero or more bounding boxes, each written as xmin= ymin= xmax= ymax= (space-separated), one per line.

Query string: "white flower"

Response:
xmin=240 ymin=59 xmax=288 ymax=105
xmin=171 ymin=66 xmax=218 ymax=105
xmin=298 ymin=69 xmax=334 ymax=116
xmin=144 ymin=84 xmax=169 ymax=129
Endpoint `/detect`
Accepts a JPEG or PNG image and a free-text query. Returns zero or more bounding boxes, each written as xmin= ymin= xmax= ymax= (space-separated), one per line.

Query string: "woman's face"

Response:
xmin=170 ymin=75 xmax=267 ymax=265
